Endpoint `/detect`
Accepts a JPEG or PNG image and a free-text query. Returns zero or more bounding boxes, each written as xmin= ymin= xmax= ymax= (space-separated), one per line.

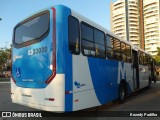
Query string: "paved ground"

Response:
xmin=0 ymin=81 xmax=160 ymax=120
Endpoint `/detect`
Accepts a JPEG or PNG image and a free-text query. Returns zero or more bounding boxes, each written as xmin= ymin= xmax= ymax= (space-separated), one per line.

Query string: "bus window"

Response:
xmin=94 ymin=29 xmax=105 ymax=58
xmin=68 ymin=16 xmax=80 ymax=55
xmin=144 ymin=54 xmax=148 ymax=65
xmin=145 ymin=55 xmax=150 ymax=67
xmin=106 ymin=35 xmax=114 ymax=59
xmin=114 ymin=39 xmax=121 ymax=60
xmin=139 ymin=51 xmax=144 ymax=65
xmin=121 ymin=42 xmax=126 ymax=62
xmin=106 ymin=35 xmax=113 ymax=48
xmin=14 ymin=11 xmax=49 ymax=47
xmin=126 ymin=44 xmax=131 ymax=63
xmin=81 ymin=23 xmax=95 ymax=56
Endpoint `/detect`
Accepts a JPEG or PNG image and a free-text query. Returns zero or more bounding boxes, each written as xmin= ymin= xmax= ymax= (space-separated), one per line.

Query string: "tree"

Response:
xmin=154 ymin=47 xmax=160 ymax=65
xmin=0 ymin=48 xmax=11 ymax=72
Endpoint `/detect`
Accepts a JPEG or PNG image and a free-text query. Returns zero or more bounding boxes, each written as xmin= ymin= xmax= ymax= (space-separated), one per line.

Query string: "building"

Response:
xmin=143 ymin=0 xmax=160 ymax=56
xmin=111 ymin=0 xmax=140 ymax=47
xmin=111 ymin=0 xmax=160 ymax=56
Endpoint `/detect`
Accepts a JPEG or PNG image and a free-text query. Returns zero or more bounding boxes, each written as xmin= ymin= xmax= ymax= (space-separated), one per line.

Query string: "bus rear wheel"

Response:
xmin=147 ymin=77 xmax=151 ymax=88
xmin=154 ymin=76 xmax=156 ymax=83
xmin=118 ymin=83 xmax=126 ymax=103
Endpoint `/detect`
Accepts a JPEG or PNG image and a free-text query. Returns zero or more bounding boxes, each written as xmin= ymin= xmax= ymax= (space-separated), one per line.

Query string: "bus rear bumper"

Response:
xmin=12 ymin=99 xmax=64 ymax=111
xmin=11 ymin=74 xmax=65 ymax=112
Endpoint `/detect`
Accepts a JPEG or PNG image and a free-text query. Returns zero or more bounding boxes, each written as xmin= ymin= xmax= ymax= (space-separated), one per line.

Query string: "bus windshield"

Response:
xmin=14 ymin=12 xmax=49 ymax=45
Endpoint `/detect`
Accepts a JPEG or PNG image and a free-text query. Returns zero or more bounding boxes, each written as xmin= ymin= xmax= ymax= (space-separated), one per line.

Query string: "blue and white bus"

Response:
xmin=11 ymin=5 xmax=155 ymax=112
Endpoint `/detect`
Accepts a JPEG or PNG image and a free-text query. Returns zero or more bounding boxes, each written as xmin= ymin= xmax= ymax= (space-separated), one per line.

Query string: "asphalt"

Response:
xmin=0 ymin=81 xmax=160 ymax=120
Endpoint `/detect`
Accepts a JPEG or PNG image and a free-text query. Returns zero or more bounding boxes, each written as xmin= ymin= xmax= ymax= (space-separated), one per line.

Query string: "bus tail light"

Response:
xmin=49 ymin=98 xmax=55 ymax=101
xmin=45 ymin=98 xmax=55 ymax=101
xmin=74 ymin=99 xmax=79 ymax=102
xmin=11 ymin=52 xmax=16 ymax=83
xmin=12 ymin=77 xmax=16 ymax=83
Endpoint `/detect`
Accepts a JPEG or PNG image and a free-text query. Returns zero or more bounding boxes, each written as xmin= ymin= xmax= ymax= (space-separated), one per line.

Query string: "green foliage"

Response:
xmin=157 ymin=47 xmax=160 ymax=56
xmin=154 ymin=47 xmax=160 ymax=65
xmin=155 ymin=56 xmax=160 ymax=65
xmin=0 ymin=48 xmax=11 ymax=72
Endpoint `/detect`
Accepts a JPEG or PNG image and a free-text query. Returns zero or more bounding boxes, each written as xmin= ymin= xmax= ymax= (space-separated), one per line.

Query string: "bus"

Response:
xmin=11 ymin=5 xmax=156 ymax=112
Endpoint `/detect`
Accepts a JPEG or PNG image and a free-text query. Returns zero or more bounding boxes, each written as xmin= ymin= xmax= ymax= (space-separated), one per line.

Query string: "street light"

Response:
xmin=0 ymin=18 xmax=2 ymax=21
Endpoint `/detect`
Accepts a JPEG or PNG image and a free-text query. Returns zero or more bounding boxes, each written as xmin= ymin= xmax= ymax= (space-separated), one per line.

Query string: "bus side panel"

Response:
xmin=88 ymin=58 xmax=119 ymax=104
xmin=139 ymin=65 xmax=149 ymax=89
xmin=72 ymin=55 xmax=101 ymax=111
xmin=72 ymin=58 xmax=134 ymax=111
xmin=72 ymin=57 xmax=126 ymax=110
xmin=118 ymin=62 xmax=134 ymax=94
xmin=54 ymin=6 xmax=72 ymax=111
xmin=88 ymin=59 xmax=134 ymax=104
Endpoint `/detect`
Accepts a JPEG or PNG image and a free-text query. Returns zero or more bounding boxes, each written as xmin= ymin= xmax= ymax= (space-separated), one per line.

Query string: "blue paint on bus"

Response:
xmin=88 ymin=58 xmax=119 ymax=104
xmin=54 ymin=5 xmax=72 ymax=111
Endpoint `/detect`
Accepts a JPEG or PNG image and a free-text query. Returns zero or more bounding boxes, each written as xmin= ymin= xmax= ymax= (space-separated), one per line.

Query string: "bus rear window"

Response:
xmin=14 ymin=11 xmax=49 ymax=46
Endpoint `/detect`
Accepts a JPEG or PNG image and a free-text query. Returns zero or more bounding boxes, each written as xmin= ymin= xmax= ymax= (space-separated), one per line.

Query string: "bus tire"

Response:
xmin=147 ymin=77 xmax=151 ymax=88
xmin=154 ymin=76 xmax=156 ymax=83
xmin=118 ymin=82 xmax=126 ymax=103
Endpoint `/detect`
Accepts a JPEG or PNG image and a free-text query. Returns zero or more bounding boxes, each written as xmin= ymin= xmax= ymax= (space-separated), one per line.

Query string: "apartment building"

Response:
xmin=143 ymin=0 xmax=160 ymax=56
xmin=111 ymin=0 xmax=140 ymax=47
xmin=111 ymin=0 xmax=160 ymax=56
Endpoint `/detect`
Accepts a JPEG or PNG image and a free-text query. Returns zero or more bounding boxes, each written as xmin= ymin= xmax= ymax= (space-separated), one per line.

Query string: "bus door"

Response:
xmin=132 ymin=50 xmax=139 ymax=90
xmin=151 ymin=59 xmax=156 ymax=83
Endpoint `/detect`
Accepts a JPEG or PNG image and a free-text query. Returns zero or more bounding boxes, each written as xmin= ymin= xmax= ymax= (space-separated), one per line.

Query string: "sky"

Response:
xmin=0 ymin=0 xmax=111 ymax=48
